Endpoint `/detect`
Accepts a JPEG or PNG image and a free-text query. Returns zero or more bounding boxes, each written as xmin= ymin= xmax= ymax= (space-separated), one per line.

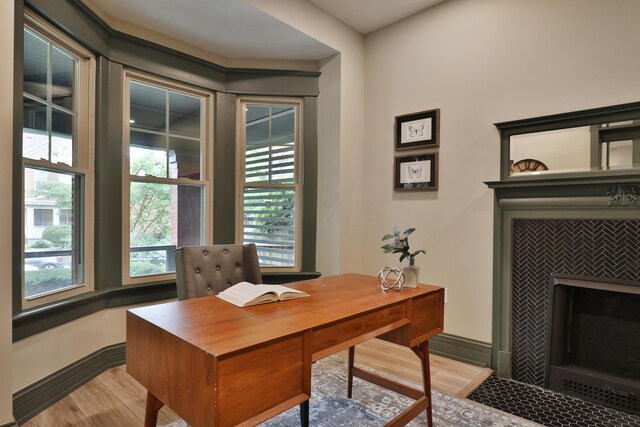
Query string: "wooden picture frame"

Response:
xmin=394 ymin=153 xmax=439 ymax=191
xmin=395 ymin=108 xmax=440 ymax=151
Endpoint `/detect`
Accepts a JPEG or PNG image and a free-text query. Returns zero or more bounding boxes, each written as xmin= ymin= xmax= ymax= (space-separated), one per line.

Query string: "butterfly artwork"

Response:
xmin=408 ymin=123 xmax=425 ymax=138
xmin=408 ymin=164 xmax=423 ymax=179
xmin=396 ymin=110 xmax=438 ymax=150
xmin=400 ymin=159 xmax=430 ymax=185
xmin=395 ymin=154 xmax=437 ymax=191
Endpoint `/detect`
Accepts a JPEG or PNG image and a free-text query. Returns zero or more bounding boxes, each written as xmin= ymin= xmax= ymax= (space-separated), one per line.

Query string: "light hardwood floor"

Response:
xmin=23 ymin=339 xmax=492 ymax=427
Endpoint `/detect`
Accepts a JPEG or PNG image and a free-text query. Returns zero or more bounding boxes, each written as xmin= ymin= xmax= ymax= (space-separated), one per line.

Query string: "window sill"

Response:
xmin=12 ymin=271 xmax=321 ymax=342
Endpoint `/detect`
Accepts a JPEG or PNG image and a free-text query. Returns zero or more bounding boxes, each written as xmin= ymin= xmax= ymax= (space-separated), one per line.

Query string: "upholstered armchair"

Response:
xmin=174 ymin=243 xmax=263 ymax=300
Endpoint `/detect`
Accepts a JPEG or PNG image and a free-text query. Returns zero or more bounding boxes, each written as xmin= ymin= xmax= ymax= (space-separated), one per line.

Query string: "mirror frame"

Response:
xmin=496 ymin=101 xmax=640 ymax=181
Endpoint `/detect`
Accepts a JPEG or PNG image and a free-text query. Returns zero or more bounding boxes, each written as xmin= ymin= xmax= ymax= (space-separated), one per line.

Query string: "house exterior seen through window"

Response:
xmin=123 ymin=72 xmax=213 ymax=283
xmin=22 ymin=11 xmax=95 ymax=306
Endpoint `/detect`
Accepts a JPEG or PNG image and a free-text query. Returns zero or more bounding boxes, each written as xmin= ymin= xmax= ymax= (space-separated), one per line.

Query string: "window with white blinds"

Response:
xmin=238 ymin=99 xmax=301 ymax=270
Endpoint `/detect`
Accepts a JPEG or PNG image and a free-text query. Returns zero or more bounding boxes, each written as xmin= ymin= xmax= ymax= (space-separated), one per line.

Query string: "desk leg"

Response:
xmin=144 ymin=391 xmax=164 ymax=427
xmin=299 ymin=400 xmax=309 ymax=427
xmin=347 ymin=346 xmax=355 ymax=398
xmin=419 ymin=342 xmax=433 ymax=427
xmin=349 ymin=341 xmax=432 ymax=427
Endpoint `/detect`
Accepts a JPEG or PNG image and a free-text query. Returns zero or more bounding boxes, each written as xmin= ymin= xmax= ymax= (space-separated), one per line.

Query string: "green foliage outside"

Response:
xmin=41 ymin=225 xmax=72 ymax=248
xmin=129 ymin=152 xmax=172 ymax=247
xmin=130 ymin=261 xmax=166 ymax=276
xmin=29 ymin=240 xmax=53 ymax=249
xmin=24 ymin=268 xmax=72 ymax=297
xmin=32 ymin=181 xmax=72 ymax=209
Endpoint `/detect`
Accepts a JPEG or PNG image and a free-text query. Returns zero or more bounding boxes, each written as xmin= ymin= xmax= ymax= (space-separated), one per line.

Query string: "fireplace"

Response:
xmin=486 ymin=103 xmax=640 ymax=422
xmin=546 ymin=275 xmax=640 ymax=414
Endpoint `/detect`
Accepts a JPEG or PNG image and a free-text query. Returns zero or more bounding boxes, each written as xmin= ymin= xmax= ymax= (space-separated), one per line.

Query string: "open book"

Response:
xmin=216 ymin=281 xmax=310 ymax=307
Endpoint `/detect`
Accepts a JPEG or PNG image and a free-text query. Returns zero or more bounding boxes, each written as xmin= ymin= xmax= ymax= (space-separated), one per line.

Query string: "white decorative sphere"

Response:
xmin=377 ymin=267 xmax=405 ymax=291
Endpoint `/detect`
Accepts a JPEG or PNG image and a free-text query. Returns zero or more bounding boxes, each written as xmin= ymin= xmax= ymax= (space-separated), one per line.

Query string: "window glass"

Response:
xmin=23 ymin=26 xmax=78 ymax=167
xmin=130 ymin=132 xmax=167 ymax=177
xmin=240 ymin=101 xmax=300 ymax=269
xmin=51 ymin=46 xmax=74 ymax=110
xmin=22 ymin=16 xmax=93 ymax=305
xmin=242 ymin=188 xmax=296 ymax=267
xmin=24 ymin=168 xmax=78 ymax=298
xmin=126 ymin=75 xmax=209 ymax=282
xmin=23 ymin=97 xmax=48 ymax=160
xmin=23 ymin=29 xmax=48 ymax=100
xmin=51 ymin=109 xmax=73 ymax=165
xmin=245 ymin=105 xmax=295 ymax=184
xmin=129 ymin=183 xmax=202 ymax=277
xmin=168 ymin=136 xmax=200 ymax=179
xmin=130 ymin=82 xmax=166 ymax=132
xmin=169 ymin=91 xmax=200 ymax=138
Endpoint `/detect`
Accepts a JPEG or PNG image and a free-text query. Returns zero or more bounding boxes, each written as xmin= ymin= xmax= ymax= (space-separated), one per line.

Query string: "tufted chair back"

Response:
xmin=174 ymin=244 xmax=263 ymax=300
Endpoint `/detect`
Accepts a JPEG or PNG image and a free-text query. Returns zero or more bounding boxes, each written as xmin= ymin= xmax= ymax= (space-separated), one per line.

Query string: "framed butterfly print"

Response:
xmin=394 ymin=153 xmax=438 ymax=191
xmin=395 ymin=108 xmax=440 ymax=151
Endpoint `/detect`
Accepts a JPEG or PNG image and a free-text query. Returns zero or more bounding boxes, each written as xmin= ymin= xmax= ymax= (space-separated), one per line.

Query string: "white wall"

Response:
xmin=0 ymin=0 xmax=14 ymax=423
xmin=316 ymin=55 xmax=342 ymax=274
xmin=12 ymin=302 xmax=167 ymax=392
xmin=363 ymin=0 xmax=640 ymax=342
xmin=248 ymin=0 xmax=366 ymax=275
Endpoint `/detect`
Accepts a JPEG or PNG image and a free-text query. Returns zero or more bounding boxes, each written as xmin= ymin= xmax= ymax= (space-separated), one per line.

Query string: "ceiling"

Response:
xmin=86 ymin=0 xmax=446 ymax=62
xmin=310 ymin=0 xmax=447 ymax=35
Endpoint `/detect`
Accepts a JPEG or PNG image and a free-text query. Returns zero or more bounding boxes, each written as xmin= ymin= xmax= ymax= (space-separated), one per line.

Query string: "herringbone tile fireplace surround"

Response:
xmin=510 ymin=219 xmax=640 ymax=387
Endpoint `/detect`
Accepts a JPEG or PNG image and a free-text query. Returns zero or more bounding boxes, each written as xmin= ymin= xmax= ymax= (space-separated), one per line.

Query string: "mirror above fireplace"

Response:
xmin=496 ymin=101 xmax=640 ymax=181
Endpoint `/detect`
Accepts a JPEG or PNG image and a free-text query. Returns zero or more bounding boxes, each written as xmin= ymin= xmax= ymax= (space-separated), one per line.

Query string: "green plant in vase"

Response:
xmin=381 ymin=226 xmax=426 ymax=287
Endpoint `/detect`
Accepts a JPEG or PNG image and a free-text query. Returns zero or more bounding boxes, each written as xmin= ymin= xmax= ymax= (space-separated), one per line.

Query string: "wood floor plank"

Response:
xmin=69 ymin=378 xmax=141 ymax=427
xmin=20 ymin=418 xmax=40 ymax=427
xmin=98 ymin=366 xmax=181 ymax=425
xmin=33 ymin=395 xmax=92 ymax=427
xmin=456 ymin=367 xmax=493 ymax=397
xmin=337 ymin=338 xmax=490 ymax=396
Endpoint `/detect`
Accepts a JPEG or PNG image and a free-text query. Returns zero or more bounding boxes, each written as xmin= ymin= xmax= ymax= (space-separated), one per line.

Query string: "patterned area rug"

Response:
xmin=169 ymin=355 xmax=538 ymax=426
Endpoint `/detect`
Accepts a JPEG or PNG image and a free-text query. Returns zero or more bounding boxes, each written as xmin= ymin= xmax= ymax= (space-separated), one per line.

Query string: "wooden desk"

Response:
xmin=126 ymin=273 xmax=444 ymax=427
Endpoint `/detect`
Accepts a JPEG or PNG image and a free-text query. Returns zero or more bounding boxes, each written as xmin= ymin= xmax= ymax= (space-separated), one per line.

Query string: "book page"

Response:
xmin=216 ymin=282 xmax=309 ymax=307
xmin=264 ymin=284 xmax=309 ymax=300
xmin=223 ymin=282 xmax=274 ymax=300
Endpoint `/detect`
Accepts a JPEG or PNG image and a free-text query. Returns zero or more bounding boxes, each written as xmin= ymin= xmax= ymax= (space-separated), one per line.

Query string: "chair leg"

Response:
xmin=299 ymin=400 xmax=309 ymax=427
xmin=347 ymin=346 xmax=355 ymax=398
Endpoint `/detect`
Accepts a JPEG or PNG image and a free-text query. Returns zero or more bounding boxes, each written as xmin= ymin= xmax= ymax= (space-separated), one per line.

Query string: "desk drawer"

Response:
xmin=410 ymin=291 xmax=444 ymax=345
xmin=312 ymin=303 xmax=407 ymax=358
xmin=217 ymin=334 xmax=305 ymax=426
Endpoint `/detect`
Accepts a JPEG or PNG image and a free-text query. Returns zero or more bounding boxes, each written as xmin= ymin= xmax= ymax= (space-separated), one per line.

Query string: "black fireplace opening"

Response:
xmin=546 ymin=276 xmax=640 ymax=415
xmin=568 ymin=287 xmax=640 ymax=379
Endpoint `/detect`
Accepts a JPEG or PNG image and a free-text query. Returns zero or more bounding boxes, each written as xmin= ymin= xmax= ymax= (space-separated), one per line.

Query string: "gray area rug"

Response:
xmin=169 ymin=355 xmax=539 ymax=426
